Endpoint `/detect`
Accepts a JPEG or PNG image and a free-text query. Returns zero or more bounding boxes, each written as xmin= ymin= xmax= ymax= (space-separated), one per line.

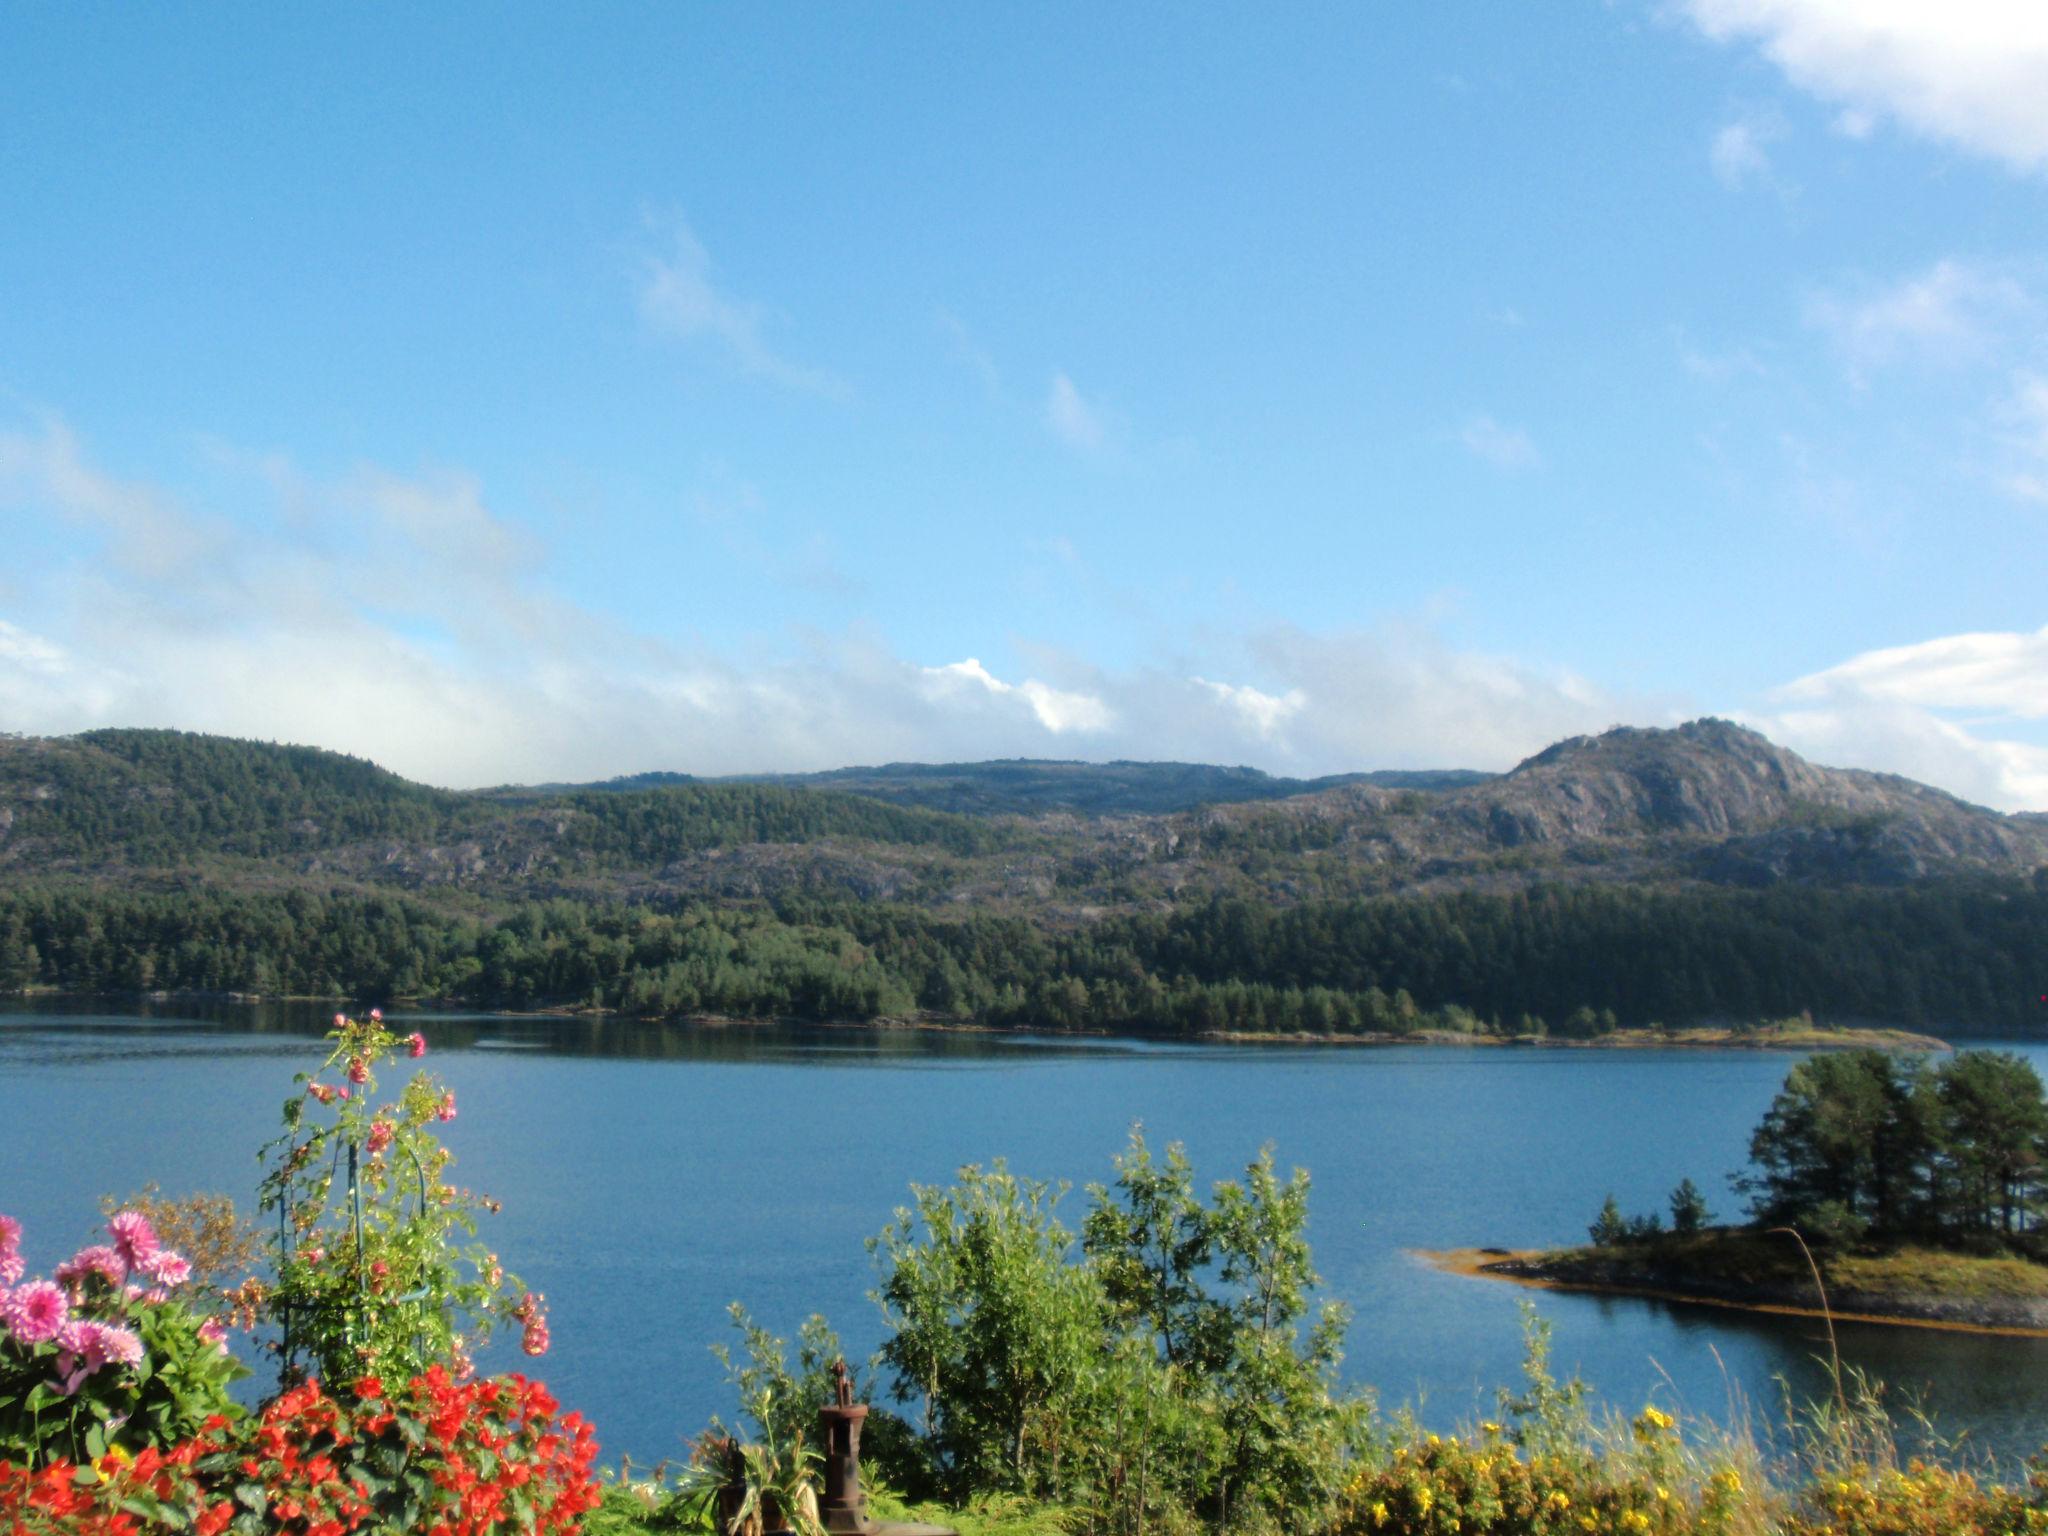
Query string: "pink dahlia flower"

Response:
xmin=107 ymin=1210 xmax=160 ymax=1272
xmin=407 ymin=1032 xmax=426 ymax=1059
xmin=347 ymin=1056 xmax=369 ymax=1084
xmin=436 ymin=1090 xmax=457 ymax=1122
xmin=139 ymin=1249 xmax=191 ymax=1288
xmin=366 ymin=1119 xmax=394 ymax=1155
xmin=0 ymin=1215 xmax=23 ymax=1287
xmin=198 ymin=1317 xmax=228 ymax=1353
xmin=95 ymin=1325 xmax=144 ymax=1367
xmin=56 ymin=1244 xmax=128 ymax=1289
xmin=2 ymin=1280 xmax=69 ymax=1345
xmin=369 ymin=1007 xmax=384 ymax=1021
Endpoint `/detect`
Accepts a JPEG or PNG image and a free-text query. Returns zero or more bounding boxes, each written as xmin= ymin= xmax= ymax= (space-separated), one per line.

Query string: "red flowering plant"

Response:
xmin=0 ymin=1209 xmax=246 ymax=1469
xmin=0 ymin=1372 xmax=600 ymax=1535
xmin=258 ymin=1012 xmax=549 ymax=1392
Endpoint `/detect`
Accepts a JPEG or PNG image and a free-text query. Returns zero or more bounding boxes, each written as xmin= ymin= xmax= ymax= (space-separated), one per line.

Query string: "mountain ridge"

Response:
xmin=2 ymin=720 xmax=2042 ymax=905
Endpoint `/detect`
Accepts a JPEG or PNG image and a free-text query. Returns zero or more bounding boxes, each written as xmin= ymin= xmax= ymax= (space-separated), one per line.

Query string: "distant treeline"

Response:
xmin=3 ymin=879 xmax=2044 ymax=1035
xmin=5 ymin=727 xmax=1017 ymax=864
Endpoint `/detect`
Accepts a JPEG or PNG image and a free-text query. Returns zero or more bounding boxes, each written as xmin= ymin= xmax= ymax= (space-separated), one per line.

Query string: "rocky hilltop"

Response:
xmin=1 ymin=719 xmax=2043 ymax=905
xmin=1190 ymin=719 xmax=2048 ymax=890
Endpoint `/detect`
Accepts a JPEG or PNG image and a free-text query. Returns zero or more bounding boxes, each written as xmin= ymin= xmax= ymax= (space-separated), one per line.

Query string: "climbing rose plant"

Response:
xmin=259 ymin=1011 xmax=549 ymax=1388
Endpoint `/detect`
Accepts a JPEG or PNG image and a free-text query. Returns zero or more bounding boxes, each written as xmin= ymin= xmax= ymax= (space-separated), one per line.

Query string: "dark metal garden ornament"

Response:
xmin=818 ymin=1359 xmax=874 ymax=1536
xmin=817 ymin=1359 xmax=955 ymax=1536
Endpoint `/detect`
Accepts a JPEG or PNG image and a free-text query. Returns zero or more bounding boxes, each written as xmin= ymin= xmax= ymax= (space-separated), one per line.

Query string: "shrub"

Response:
xmin=0 ymin=1369 xmax=600 ymax=1536
xmin=0 ymin=1209 xmax=245 ymax=1469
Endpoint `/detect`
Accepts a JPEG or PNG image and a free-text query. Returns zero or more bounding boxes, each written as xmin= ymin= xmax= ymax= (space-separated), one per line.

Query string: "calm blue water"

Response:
xmin=3 ymin=1002 xmax=2045 ymax=1470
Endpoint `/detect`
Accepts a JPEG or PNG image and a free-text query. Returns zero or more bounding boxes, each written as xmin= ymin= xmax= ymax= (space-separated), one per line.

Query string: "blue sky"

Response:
xmin=2 ymin=2 xmax=2045 ymax=805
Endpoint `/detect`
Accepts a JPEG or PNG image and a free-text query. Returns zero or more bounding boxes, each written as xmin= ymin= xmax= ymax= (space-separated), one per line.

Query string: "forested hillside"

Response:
xmin=2 ymin=722 xmax=2044 ymax=1035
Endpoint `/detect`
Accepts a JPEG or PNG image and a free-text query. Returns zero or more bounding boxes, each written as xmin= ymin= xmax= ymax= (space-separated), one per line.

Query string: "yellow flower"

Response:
xmin=1656 ymin=1485 xmax=1670 ymax=1502
xmin=1480 ymin=1420 xmax=1502 ymax=1436
xmin=1370 ymin=1501 xmax=1388 ymax=1528
xmin=1621 ymin=1512 xmax=1650 ymax=1532
xmin=1634 ymin=1405 xmax=1675 ymax=1439
xmin=1546 ymin=1490 xmax=1571 ymax=1510
xmin=1417 ymin=1487 xmax=1433 ymax=1514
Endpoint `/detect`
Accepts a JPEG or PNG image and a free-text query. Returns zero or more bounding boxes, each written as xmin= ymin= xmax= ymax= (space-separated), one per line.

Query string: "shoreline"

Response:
xmin=1 ymin=990 xmax=1957 ymax=1054
xmin=1420 ymin=1245 xmax=2048 ymax=1339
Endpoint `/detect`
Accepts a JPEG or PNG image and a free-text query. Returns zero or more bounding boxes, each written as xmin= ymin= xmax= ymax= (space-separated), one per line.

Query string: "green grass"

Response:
xmin=1535 ymin=1227 xmax=2048 ymax=1303
xmin=582 ymin=1481 xmax=1074 ymax=1536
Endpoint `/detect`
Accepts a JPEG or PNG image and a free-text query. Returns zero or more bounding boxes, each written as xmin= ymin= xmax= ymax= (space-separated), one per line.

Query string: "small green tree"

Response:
xmin=1588 ymin=1194 xmax=1628 ymax=1247
xmin=1931 ymin=1051 xmax=2048 ymax=1237
xmin=1202 ymin=1147 xmax=1366 ymax=1533
xmin=868 ymin=1162 xmax=1103 ymax=1500
xmin=1669 ymin=1178 xmax=1712 ymax=1234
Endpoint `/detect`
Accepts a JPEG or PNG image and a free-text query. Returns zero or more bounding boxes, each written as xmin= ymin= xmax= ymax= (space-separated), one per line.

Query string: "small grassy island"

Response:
xmin=1205 ymin=1016 xmax=1949 ymax=1051
xmin=1438 ymin=1046 xmax=2048 ymax=1335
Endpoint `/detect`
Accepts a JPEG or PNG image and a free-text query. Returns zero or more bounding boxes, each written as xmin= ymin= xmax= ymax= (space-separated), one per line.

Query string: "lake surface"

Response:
xmin=3 ymin=1002 xmax=2045 ymax=1469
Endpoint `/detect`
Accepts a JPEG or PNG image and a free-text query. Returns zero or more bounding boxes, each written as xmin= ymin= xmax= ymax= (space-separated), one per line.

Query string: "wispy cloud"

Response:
xmin=2001 ymin=372 xmax=2048 ymax=503
xmin=1709 ymin=111 xmax=1788 ymax=191
xmin=1459 ymin=415 xmax=1539 ymax=471
xmin=1677 ymin=0 xmax=2048 ymax=173
xmin=1759 ymin=623 xmax=2048 ymax=810
xmin=14 ymin=407 xmax=2041 ymax=809
xmin=1758 ymin=624 xmax=2048 ymax=811
xmin=0 ymin=409 xmax=1651 ymax=786
xmin=1782 ymin=624 xmax=2048 ymax=722
xmin=1803 ymin=258 xmax=2031 ymax=378
xmin=937 ymin=309 xmax=1003 ymax=399
xmin=636 ymin=215 xmax=846 ymax=397
xmin=1191 ymin=677 xmax=1306 ymax=740
xmin=1675 ymin=330 xmax=1768 ymax=382
xmin=1045 ymin=372 xmax=1108 ymax=450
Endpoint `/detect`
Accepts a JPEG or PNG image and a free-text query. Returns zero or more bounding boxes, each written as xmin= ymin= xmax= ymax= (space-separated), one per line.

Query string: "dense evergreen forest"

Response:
xmin=3 ymin=880 xmax=2044 ymax=1036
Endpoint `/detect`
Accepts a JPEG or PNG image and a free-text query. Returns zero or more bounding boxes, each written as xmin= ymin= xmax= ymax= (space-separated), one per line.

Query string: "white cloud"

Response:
xmin=1045 ymin=373 xmax=1108 ymax=450
xmin=1710 ymin=115 xmax=1779 ymax=187
xmin=1191 ymin=678 xmax=1307 ymax=740
xmin=20 ymin=408 xmax=2041 ymax=810
xmin=1759 ymin=624 xmax=2048 ymax=810
xmin=0 ymin=410 xmax=1656 ymax=786
xmin=2003 ymin=373 xmax=2048 ymax=502
xmin=920 ymin=658 xmax=1115 ymax=735
xmin=1678 ymin=338 xmax=1767 ymax=382
xmin=1459 ymin=415 xmax=1539 ymax=470
xmin=1677 ymin=0 xmax=2048 ymax=173
xmin=1803 ymin=258 xmax=2031 ymax=376
xmin=0 ymin=620 xmax=67 ymax=675
xmin=1780 ymin=624 xmax=2048 ymax=719
xmin=636 ymin=216 xmax=844 ymax=397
